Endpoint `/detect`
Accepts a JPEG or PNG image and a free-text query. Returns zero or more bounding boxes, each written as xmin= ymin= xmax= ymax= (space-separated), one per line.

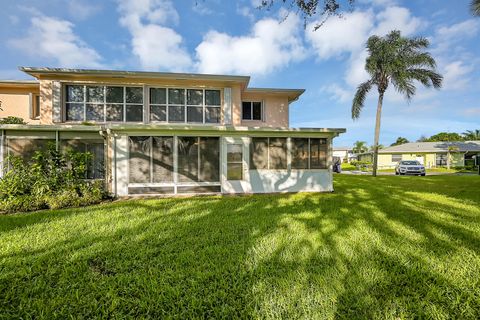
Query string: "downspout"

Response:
xmin=99 ymin=125 xmax=108 ymax=192
xmin=0 ymin=129 xmax=4 ymax=178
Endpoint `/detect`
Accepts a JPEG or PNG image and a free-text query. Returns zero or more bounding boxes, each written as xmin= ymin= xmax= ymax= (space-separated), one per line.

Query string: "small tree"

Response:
xmin=391 ymin=137 xmax=409 ymax=146
xmin=463 ymin=129 xmax=480 ymax=140
xmin=352 ymin=141 xmax=368 ymax=154
xmin=447 ymin=145 xmax=459 ymax=170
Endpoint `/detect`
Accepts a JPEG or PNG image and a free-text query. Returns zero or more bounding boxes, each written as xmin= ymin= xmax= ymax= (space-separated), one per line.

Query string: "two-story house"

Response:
xmin=0 ymin=67 xmax=345 ymax=196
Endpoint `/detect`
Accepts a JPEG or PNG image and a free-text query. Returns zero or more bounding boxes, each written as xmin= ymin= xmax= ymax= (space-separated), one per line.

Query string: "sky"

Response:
xmin=0 ymin=0 xmax=479 ymax=147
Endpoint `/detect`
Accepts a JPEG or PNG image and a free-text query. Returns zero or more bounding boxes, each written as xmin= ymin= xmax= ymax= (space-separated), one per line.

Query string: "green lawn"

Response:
xmin=1 ymin=175 xmax=479 ymax=319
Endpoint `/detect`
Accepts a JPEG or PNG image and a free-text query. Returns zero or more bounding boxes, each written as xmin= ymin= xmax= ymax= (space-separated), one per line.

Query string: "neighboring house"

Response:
xmin=357 ymin=141 xmax=480 ymax=168
xmin=0 ymin=67 xmax=345 ymax=196
xmin=333 ymin=146 xmax=356 ymax=163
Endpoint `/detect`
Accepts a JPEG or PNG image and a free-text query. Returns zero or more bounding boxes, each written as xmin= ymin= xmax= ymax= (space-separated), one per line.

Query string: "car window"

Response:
xmin=401 ymin=161 xmax=419 ymax=165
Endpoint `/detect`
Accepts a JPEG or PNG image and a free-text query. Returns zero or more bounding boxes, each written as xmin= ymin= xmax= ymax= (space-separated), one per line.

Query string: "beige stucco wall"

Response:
xmin=39 ymin=80 xmax=54 ymax=124
xmin=0 ymin=87 xmax=40 ymax=124
xmin=238 ymin=92 xmax=289 ymax=128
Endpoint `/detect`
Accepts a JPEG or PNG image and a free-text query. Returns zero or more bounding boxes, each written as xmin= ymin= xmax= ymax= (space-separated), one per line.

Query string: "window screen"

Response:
xmin=269 ymin=138 xmax=287 ymax=169
xmin=177 ymin=137 xmax=199 ymax=183
xmin=242 ymin=101 xmax=262 ymax=120
xmin=227 ymin=144 xmax=243 ymax=180
xmin=152 ymin=137 xmax=174 ymax=183
xmin=177 ymin=137 xmax=220 ymax=182
xmin=128 ymin=136 xmax=151 ymax=183
xmin=61 ymin=139 xmax=105 ymax=179
xmin=6 ymin=139 xmax=54 ymax=163
xmin=310 ymin=138 xmax=328 ymax=169
xmin=250 ymin=138 xmax=268 ymax=169
xmin=436 ymin=153 xmax=447 ymax=166
xmin=291 ymin=138 xmax=309 ymax=169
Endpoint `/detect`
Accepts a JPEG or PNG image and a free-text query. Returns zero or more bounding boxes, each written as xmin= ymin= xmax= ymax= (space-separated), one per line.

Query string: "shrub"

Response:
xmin=0 ymin=116 xmax=27 ymax=124
xmin=0 ymin=143 xmax=107 ymax=213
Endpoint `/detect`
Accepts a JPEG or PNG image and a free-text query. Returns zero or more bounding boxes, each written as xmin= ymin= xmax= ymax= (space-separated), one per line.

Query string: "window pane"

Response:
xmin=250 ymin=138 xmax=268 ymax=169
xmin=187 ymin=89 xmax=203 ymax=105
xmin=292 ymin=138 xmax=309 ymax=169
xmin=126 ymin=104 xmax=143 ymax=122
xmin=106 ymin=87 xmax=124 ymax=103
xmin=252 ymin=102 xmax=262 ymax=120
xmin=86 ymin=142 xmax=105 ymax=179
xmin=106 ymin=104 xmax=124 ymax=122
xmin=227 ymin=144 xmax=243 ymax=162
xmin=150 ymin=88 xmax=166 ymax=104
xmin=6 ymin=139 xmax=54 ymax=163
xmin=150 ymin=105 xmax=167 ymax=122
xmin=392 ymin=154 xmax=402 ymax=162
xmin=168 ymin=88 xmax=185 ymax=105
xmin=199 ymin=137 xmax=220 ymax=182
xmin=227 ymin=163 xmax=243 ymax=180
xmin=126 ymin=87 xmax=143 ymax=104
xmin=187 ymin=106 xmax=203 ymax=123
xmin=242 ymin=102 xmax=252 ymax=120
xmin=33 ymin=95 xmax=40 ymax=118
xmin=310 ymin=138 xmax=327 ymax=169
xmin=269 ymin=138 xmax=287 ymax=169
xmin=152 ymin=136 xmax=174 ymax=183
xmin=66 ymin=85 xmax=84 ymax=102
xmin=205 ymin=90 xmax=220 ymax=105
xmin=86 ymin=86 xmax=104 ymax=103
xmin=129 ymin=136 xmax=151 ymax=183
xmin=66 ymin=103 xmax=84 ymax=121
xmin=177 ymin=137 xmax=198 ymax=182
xmin=168 ymin=105 xmax=185 ymax=122
xmin=205 ymin=107 xmax=220 ymax=123
xmin=86 ymin=104 xmax=105 ymax=121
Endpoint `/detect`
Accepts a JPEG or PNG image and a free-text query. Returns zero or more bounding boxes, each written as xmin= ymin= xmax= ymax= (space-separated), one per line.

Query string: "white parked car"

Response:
xmin=395 ymin=160 xmax=426 ymax=176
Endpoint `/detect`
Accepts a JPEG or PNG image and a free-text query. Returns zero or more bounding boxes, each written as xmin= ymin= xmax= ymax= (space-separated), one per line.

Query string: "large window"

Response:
xmin=177 ymin=137 xmax=220 ymax=182
xmin=149 ymin=88 xmax=221 ymax=124
xmin=65 ymin=85 xmax=143 ymax=122
xmin=128 ymin=136 xmax=174 ymax=183
xmin=242 ymin=101 xmax=262 ymax=120
xmin=250 ymin=137 xmax=287 ymax=170
xmin=227 ymin=144 xmax=243 ymax=180
xmin=291 ymin=138 xmax=328 ymax=169
xmin=436 ymin=153 xmax=447 ymax=167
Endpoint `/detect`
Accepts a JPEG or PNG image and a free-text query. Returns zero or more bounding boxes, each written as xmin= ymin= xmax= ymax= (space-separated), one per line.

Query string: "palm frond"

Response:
xmin=403 ymin=68 xmax=443 ymax=89
xmin=391 ymin=76 xmax=416 ymax=101
xmin=472 ymin=0 xmax=480 ymax=16
xmin=351 ymin=80 xmax=373 ymax=119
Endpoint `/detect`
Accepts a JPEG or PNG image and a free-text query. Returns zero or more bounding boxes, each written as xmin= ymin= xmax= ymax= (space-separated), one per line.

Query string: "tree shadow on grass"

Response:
xmin=0 ymin=175 xmax=479 ymax=318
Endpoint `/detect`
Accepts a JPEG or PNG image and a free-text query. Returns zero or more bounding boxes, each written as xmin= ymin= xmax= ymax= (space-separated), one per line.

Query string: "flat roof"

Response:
xmin=244 ymin=88 xmax=305 ymax=102
xmin=378 ymin=141 xmax=480 ymax=153
xmin=0 ymin=80 xmax=39 ymax=88
xmin=19 ymin=67 xmax=251 ymax=85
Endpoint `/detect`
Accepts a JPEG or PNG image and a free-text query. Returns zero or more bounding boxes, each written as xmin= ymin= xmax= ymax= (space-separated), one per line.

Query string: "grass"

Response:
xmin=1 ymin=175 xmax=479 ymax=319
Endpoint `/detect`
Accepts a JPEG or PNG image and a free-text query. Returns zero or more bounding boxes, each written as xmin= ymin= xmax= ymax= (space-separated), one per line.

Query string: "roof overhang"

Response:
xmin=244 ymin=88 xmax=305 ymax=103
xmin=19 ymin=67 xmax=251 ymax=89
xmin=0 ymin=80 xmax=39 ymax=89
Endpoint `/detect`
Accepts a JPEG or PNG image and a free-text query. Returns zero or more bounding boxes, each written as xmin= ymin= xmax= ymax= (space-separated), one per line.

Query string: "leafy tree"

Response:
xmin=463 ymin=129 xmax=480 ymax=140
xmin=352 ymin=140 xmax=368 ymax=154
xmin=425 ymin=132 xmax=463 ymax=142
xmin=351 ymin=30 xmax=442 ymax=176
xmin=391 ymin=137 xmax=409 ymax=146
xmin=472 ymin=0 xmax=480 ymax=16
xmin=258 ymin=0 xmax=354 ymax=29
xmin=417 ymin=135 xmax=429 ymax=142
xmin=369 ymin=144 xmax=384 ymax=152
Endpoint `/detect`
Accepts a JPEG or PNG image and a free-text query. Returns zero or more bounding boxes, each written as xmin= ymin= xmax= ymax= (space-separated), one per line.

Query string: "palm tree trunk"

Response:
xmin=372 ymin=92 xmax=384 ymax=177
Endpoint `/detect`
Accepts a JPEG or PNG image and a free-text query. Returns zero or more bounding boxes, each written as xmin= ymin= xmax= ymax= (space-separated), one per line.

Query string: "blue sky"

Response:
xmin=0 ymin=0 xmax=479 ymax=147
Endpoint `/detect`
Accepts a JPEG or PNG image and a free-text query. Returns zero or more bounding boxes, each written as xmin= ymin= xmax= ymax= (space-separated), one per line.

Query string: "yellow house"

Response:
xmin=357 ymin=141 xmax=480 ymax=168
xmin=0 ymin=67 xmax=346 ymax=196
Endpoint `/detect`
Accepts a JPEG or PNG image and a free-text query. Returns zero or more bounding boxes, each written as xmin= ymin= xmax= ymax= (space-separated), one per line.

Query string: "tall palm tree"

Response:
xmin=352 ymin=141 xmax=368 ymax=154
xmin=463 ymin=129 xmax=480 ymax=140
xmin=472 ymin=0 xmax=480 ymax=16
xmin=352 ymin=30 xmax=443 ymax=176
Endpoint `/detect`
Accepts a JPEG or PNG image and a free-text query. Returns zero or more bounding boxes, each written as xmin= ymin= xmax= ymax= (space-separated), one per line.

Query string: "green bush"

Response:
xmin=0 ymin=116 xmax=27 ymax=124
xmin=0 ymin=143 xmax=107 ymax=213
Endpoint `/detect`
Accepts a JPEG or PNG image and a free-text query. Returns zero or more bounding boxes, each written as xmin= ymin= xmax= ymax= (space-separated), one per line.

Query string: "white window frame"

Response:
xmin=63 ymin=84 xmax=144 ymax=123
xmin=226 ymin=143 xmax=243 ymax=180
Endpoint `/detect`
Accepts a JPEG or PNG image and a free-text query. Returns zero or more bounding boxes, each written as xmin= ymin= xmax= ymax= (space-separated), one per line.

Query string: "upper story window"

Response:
xmin=242 ymin=101 xmax=262 ymax=121
xmin=149 ymin=88 xmax=221 ymax=124
xmin=31 ymin=94 xmax=40 ymax=119
xmin=65 ymin=85 xmax=143 ymax=122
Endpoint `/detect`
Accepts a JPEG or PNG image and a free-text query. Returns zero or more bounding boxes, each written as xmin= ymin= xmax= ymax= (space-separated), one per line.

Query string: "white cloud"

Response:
xmin=67 ymin=0 xmax=101 ymax=20
xmin=322 ymin=84 xmax=352 ymax=103
xmin=117 ymin=0 xmax=192 ymax=71
xmin=462 ymin=107 xmax=480 ymax=116
xmin=306 ymin=11 xmax=374 ymax=60
xmin=195 ymin=11 xmax=305 ymax=75
xmin=436 ymin=19 xmax=480 ymax=43
xmin=9 ymin=14 xmax=103 ymax=68
xmin=372 ymin=6 xmax=424 ymax=36
xmin=442 ymin=61 xmax=474 ymax=91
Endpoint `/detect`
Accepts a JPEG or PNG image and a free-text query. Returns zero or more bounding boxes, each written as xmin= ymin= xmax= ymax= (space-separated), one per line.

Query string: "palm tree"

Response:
xmin=472 ymin=0 xmax=480 ymax=16
xmin=463 ymin=129 xmax=480 ymax=140
xmin=352 ymin=30 xmax=443 ymax=176
xmin=352 ymin=141 xmax=368 ymax=154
